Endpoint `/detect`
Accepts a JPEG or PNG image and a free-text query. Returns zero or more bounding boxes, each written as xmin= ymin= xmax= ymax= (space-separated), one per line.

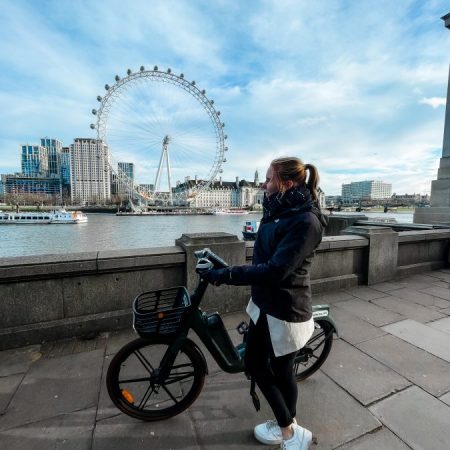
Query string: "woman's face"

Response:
xmin=262 ymin=165 xmax=279 ymax=196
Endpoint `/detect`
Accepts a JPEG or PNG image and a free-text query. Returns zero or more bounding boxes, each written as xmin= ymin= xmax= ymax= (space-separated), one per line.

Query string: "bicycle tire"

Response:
xmin=294 ymin=319 xmax=334 ymax=382
xmin=106 ymin=336 xmax=207 ymax=421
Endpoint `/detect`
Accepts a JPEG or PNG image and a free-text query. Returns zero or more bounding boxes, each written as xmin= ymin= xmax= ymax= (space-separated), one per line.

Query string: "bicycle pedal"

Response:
xmin=237 ymin=321 xmax=249 ymax=335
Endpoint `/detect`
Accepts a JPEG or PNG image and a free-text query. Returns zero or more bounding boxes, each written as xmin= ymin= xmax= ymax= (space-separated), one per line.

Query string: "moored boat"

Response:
xmin=0 ymin=209 xmax=88 ymax=224
xmin=213 ymin=208 xmax=249 ymax=215
xmin=242 ymin=220 xmax=260 ymax=240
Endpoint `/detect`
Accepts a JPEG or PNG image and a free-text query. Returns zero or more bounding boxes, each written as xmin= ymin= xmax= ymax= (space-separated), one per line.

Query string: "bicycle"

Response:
xmin=106 ymin=248 xmax=338 ymax=421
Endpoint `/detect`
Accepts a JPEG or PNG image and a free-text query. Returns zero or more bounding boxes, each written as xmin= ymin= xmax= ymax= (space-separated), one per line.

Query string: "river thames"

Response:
xmin=0 ymin=211 xmax=414 ymax=258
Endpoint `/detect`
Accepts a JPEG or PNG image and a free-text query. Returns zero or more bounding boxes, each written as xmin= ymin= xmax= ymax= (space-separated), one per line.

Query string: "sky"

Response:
xmin=0 ymin=0 xmax=449 ymax=195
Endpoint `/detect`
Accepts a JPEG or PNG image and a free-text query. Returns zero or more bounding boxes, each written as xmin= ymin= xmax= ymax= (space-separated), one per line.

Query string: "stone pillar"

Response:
xmin=324 ymin=214 xmax=367 ymax=236
xmin=414 ymin=16 xmax=450 ymax=225
xmin=342 ymin=226 xmax=398 ymax=284
xmin=175 ymin=232 xmax=248 ymax=313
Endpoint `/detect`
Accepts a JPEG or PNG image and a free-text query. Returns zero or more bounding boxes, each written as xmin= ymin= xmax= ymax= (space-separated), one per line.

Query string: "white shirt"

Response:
xmin=246 ymin=298 xmax=315 ymax=357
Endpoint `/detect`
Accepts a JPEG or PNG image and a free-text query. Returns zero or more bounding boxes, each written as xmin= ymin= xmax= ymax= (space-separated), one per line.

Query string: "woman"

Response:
xmin=203 ymin=156 xmax=326 ymax=450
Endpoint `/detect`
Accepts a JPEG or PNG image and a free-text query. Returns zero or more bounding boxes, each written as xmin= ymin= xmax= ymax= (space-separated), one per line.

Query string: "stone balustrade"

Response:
xmin=0 ymin=228 xmax=448 ymax=350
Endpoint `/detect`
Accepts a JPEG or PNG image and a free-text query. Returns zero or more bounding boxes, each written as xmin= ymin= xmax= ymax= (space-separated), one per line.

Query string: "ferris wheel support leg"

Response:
xmin=166 ymin=144 xmax=173 ymax=206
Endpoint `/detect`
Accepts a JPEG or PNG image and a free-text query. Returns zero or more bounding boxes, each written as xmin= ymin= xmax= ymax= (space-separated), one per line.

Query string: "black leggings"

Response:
xmin=244 ymin=313 xmax=298 ymax=428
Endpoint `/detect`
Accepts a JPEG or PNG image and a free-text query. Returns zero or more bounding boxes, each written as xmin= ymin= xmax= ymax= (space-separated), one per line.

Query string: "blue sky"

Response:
xmin=0 ymin=0 xmax=449 ymax=195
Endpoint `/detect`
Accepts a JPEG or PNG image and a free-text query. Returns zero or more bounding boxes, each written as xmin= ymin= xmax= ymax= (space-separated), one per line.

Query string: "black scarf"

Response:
xmin=262 ymin=185 xmax=313 ymax=223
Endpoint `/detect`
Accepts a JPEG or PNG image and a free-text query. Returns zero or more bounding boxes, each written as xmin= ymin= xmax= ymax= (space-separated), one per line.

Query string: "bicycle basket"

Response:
xmin=132 ymin=286 xmax=191 ymax=337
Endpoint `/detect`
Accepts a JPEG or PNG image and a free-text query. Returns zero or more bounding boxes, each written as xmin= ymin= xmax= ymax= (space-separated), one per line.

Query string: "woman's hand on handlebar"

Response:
xmin=201 ymin=267 xmax=231 ymax=286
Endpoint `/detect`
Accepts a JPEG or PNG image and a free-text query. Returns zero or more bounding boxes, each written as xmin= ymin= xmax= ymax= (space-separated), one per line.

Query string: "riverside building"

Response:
xmin=70 ymin=138 xmax=111 ymax=205
xmin=21 ymin=144 xmax=49 ymax=176
xmin=342 ymin=180 xmax=392 ymax=203
xmin=41 ymin=138 xmax=62 ymax=176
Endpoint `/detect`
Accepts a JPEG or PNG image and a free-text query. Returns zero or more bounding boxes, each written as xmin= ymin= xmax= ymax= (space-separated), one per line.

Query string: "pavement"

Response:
xmin=1 ymin=270 xmax=450 ymax=450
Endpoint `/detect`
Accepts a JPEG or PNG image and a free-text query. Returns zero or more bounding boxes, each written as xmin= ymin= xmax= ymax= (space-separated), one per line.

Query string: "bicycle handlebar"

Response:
xmin=194 ymin=248 xmax=229 ymax=269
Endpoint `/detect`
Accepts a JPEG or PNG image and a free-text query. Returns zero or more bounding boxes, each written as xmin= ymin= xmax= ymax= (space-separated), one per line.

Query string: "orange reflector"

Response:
xmin=121 ymin=389 xmax=135 ymax=404
xmin=157 ymin=312 xmax=165 ymax=319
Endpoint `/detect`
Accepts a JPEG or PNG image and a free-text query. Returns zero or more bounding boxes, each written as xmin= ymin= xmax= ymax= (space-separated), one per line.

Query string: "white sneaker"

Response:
xmin=254 ymin=418 xmax=297 ymax=445
xmin=281 ymin=424 xmax=312 ymax=450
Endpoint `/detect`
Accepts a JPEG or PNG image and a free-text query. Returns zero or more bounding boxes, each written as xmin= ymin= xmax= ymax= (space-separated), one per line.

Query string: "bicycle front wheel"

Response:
xmin=106 ymin=336 xmax=207 ymax=421
xmin=294 ymin=319 xmax=334 ymax=382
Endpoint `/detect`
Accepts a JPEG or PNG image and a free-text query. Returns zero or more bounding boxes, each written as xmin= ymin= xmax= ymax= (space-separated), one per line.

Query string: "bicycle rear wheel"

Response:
xmin=294 ymin=319 xmax=334 ymax=382
xmin=106 ymin=336 xmax=207 ymax=421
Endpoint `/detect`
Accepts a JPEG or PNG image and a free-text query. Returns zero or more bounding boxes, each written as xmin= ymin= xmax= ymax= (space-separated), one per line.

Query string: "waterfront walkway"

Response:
xmin=1 ymin=270 xmax=450 ymax=449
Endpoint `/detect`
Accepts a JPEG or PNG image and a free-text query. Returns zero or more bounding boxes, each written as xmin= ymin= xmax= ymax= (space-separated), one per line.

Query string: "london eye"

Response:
xmin=91 ymin=66 xmax=227 ymax=205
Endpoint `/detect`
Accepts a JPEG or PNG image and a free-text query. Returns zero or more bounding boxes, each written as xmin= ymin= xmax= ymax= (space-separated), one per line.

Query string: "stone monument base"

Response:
xmin=413 ymin=206 xmax=450 ymax=225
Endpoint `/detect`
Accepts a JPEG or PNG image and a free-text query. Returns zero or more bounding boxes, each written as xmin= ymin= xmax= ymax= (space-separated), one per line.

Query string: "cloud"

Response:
xmin=419 ymin=97 xmax=447 ymax=108
xmin=0 ymin=0 xmax=449 ymax=199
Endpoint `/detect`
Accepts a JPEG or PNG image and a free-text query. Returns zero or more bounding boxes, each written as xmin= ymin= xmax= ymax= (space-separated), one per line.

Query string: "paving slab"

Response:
xmin=371 ymin=295 xmax=445 ymax=323
xmin=0 ymin=349 xmax=104 ymax=430
xmin=0 ymin=407 xmax=96 ymax=450
xmin=382 ymin=287 xmax=450 ymax=309
xmin=426 ymin=270 xmax=450 ymax=283
xmin=0 ymin=345 xmax=41 ymax=377
xmin=190 ymin=371 xmax=272 ymax=449
xmin=334 ymin=299 xmax=404 ymax=327
xmin=312 ymin=290 xmax=355 ymax=305
xmin=41 ymin=336 xmax=106 ymax=359
xmin=440 ymin=391 xmax=450 ymax=406
xmin=95 ymin=354 xmax=119 ymax=423
xmin=298 ymin=371 xmax=381 ymax=449
xmin=419 ymin=286 xmax=450 ymax=301
xmin=383 ymin=319 xmax=450 ymax=363
xmin=104 ymin=329 xmax=137 ymax=356
xmin=328 ymin=307 xmax=386 ymax=345
xmin=0 ymin=373 xmax=23 ymax=415
xmin=431 ymin=280 xmax=449 ymax=288
xmin=357 ymin=334 xmax=450 ymax=397
xmin=320 ymin=339 xmax=410 ymax=406
xmin=427 ymin=316 xmax=450 ymax=334
xmin=93 ymin=410 xmax=199 ymax=450
xmin=337 ymin=426 xmax=411 ymax=450
xmin=343 ymin=286 xmax=388 ymax=301
xmin=369 ymin=386 xmax=450 ymax=450
xmin=370 ymin=281 xmax=406 ymax=293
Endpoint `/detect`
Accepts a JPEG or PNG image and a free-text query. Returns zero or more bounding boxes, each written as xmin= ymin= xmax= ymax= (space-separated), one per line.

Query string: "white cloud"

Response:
xmin=419 ymin=97 xmax=447 ymax=108
xmin=0 ymin=0 xmax=449 ymax=198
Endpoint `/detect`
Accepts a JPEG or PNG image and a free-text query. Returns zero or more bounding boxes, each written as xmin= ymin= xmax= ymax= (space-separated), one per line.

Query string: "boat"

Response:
xmin=212 ymin=208 xmax=250 ymax=215
xmin=0 ymin=209 xmax=88 ymax=224
xmin=242 ymin=220 xmax=260 ymax=240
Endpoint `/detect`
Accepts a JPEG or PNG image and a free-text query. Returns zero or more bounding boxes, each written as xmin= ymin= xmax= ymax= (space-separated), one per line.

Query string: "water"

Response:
xmin=0 ymin=211 xmax=414 ymax=258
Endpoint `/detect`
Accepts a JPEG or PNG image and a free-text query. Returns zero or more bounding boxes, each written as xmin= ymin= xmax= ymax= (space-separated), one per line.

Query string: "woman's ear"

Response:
xmin=285 ymin=180 xmax=294 ymax=190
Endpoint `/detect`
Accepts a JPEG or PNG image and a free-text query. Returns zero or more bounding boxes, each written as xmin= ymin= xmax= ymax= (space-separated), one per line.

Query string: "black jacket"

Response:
xmin=227 ymin=191 xmax=325 ymax=322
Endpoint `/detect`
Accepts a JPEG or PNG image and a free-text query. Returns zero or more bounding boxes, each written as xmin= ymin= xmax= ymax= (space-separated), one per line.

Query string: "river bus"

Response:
xmin=0 ymin=210 xmax=88 ymax=224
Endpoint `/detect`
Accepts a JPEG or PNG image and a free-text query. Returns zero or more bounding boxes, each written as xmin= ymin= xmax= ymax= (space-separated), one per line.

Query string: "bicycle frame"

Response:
xmin=157 ymin=273 xmax=339 ymax=380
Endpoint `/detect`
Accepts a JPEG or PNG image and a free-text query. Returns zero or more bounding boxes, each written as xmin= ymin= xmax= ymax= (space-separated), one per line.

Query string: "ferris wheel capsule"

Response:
xmin=97 ymin=96 xmax=102 ymax=102
xmin=191 ymin=80 xmax=196 ymax=85
xmin=140 ymin=66 xmax=145 ymax=71
xmin=105 ymin=84 xmax=110 ymax=90
xmin=153 ymin=65 xmax=158 ymax=71
xmin=201 ymin=90 xmax=206 ymax=95
xmin=115 ymin=75 xmax=120 ymax=81
xmin=92 ymin=109 xmax=97 ymax=115
xmin=167 ymin=68 xmax=171 ymax=74
xmin=90 ymin=124 xmax=96 ymax=129
xmin=127 ymin=69 xmax=132 ymax=75
xmin=180 ymin=73 xmax=184 ymax=78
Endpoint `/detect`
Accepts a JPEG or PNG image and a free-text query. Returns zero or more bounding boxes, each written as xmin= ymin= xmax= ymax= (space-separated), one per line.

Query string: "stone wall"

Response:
xmin=0 ymin=230 xmax=448 ymax=350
